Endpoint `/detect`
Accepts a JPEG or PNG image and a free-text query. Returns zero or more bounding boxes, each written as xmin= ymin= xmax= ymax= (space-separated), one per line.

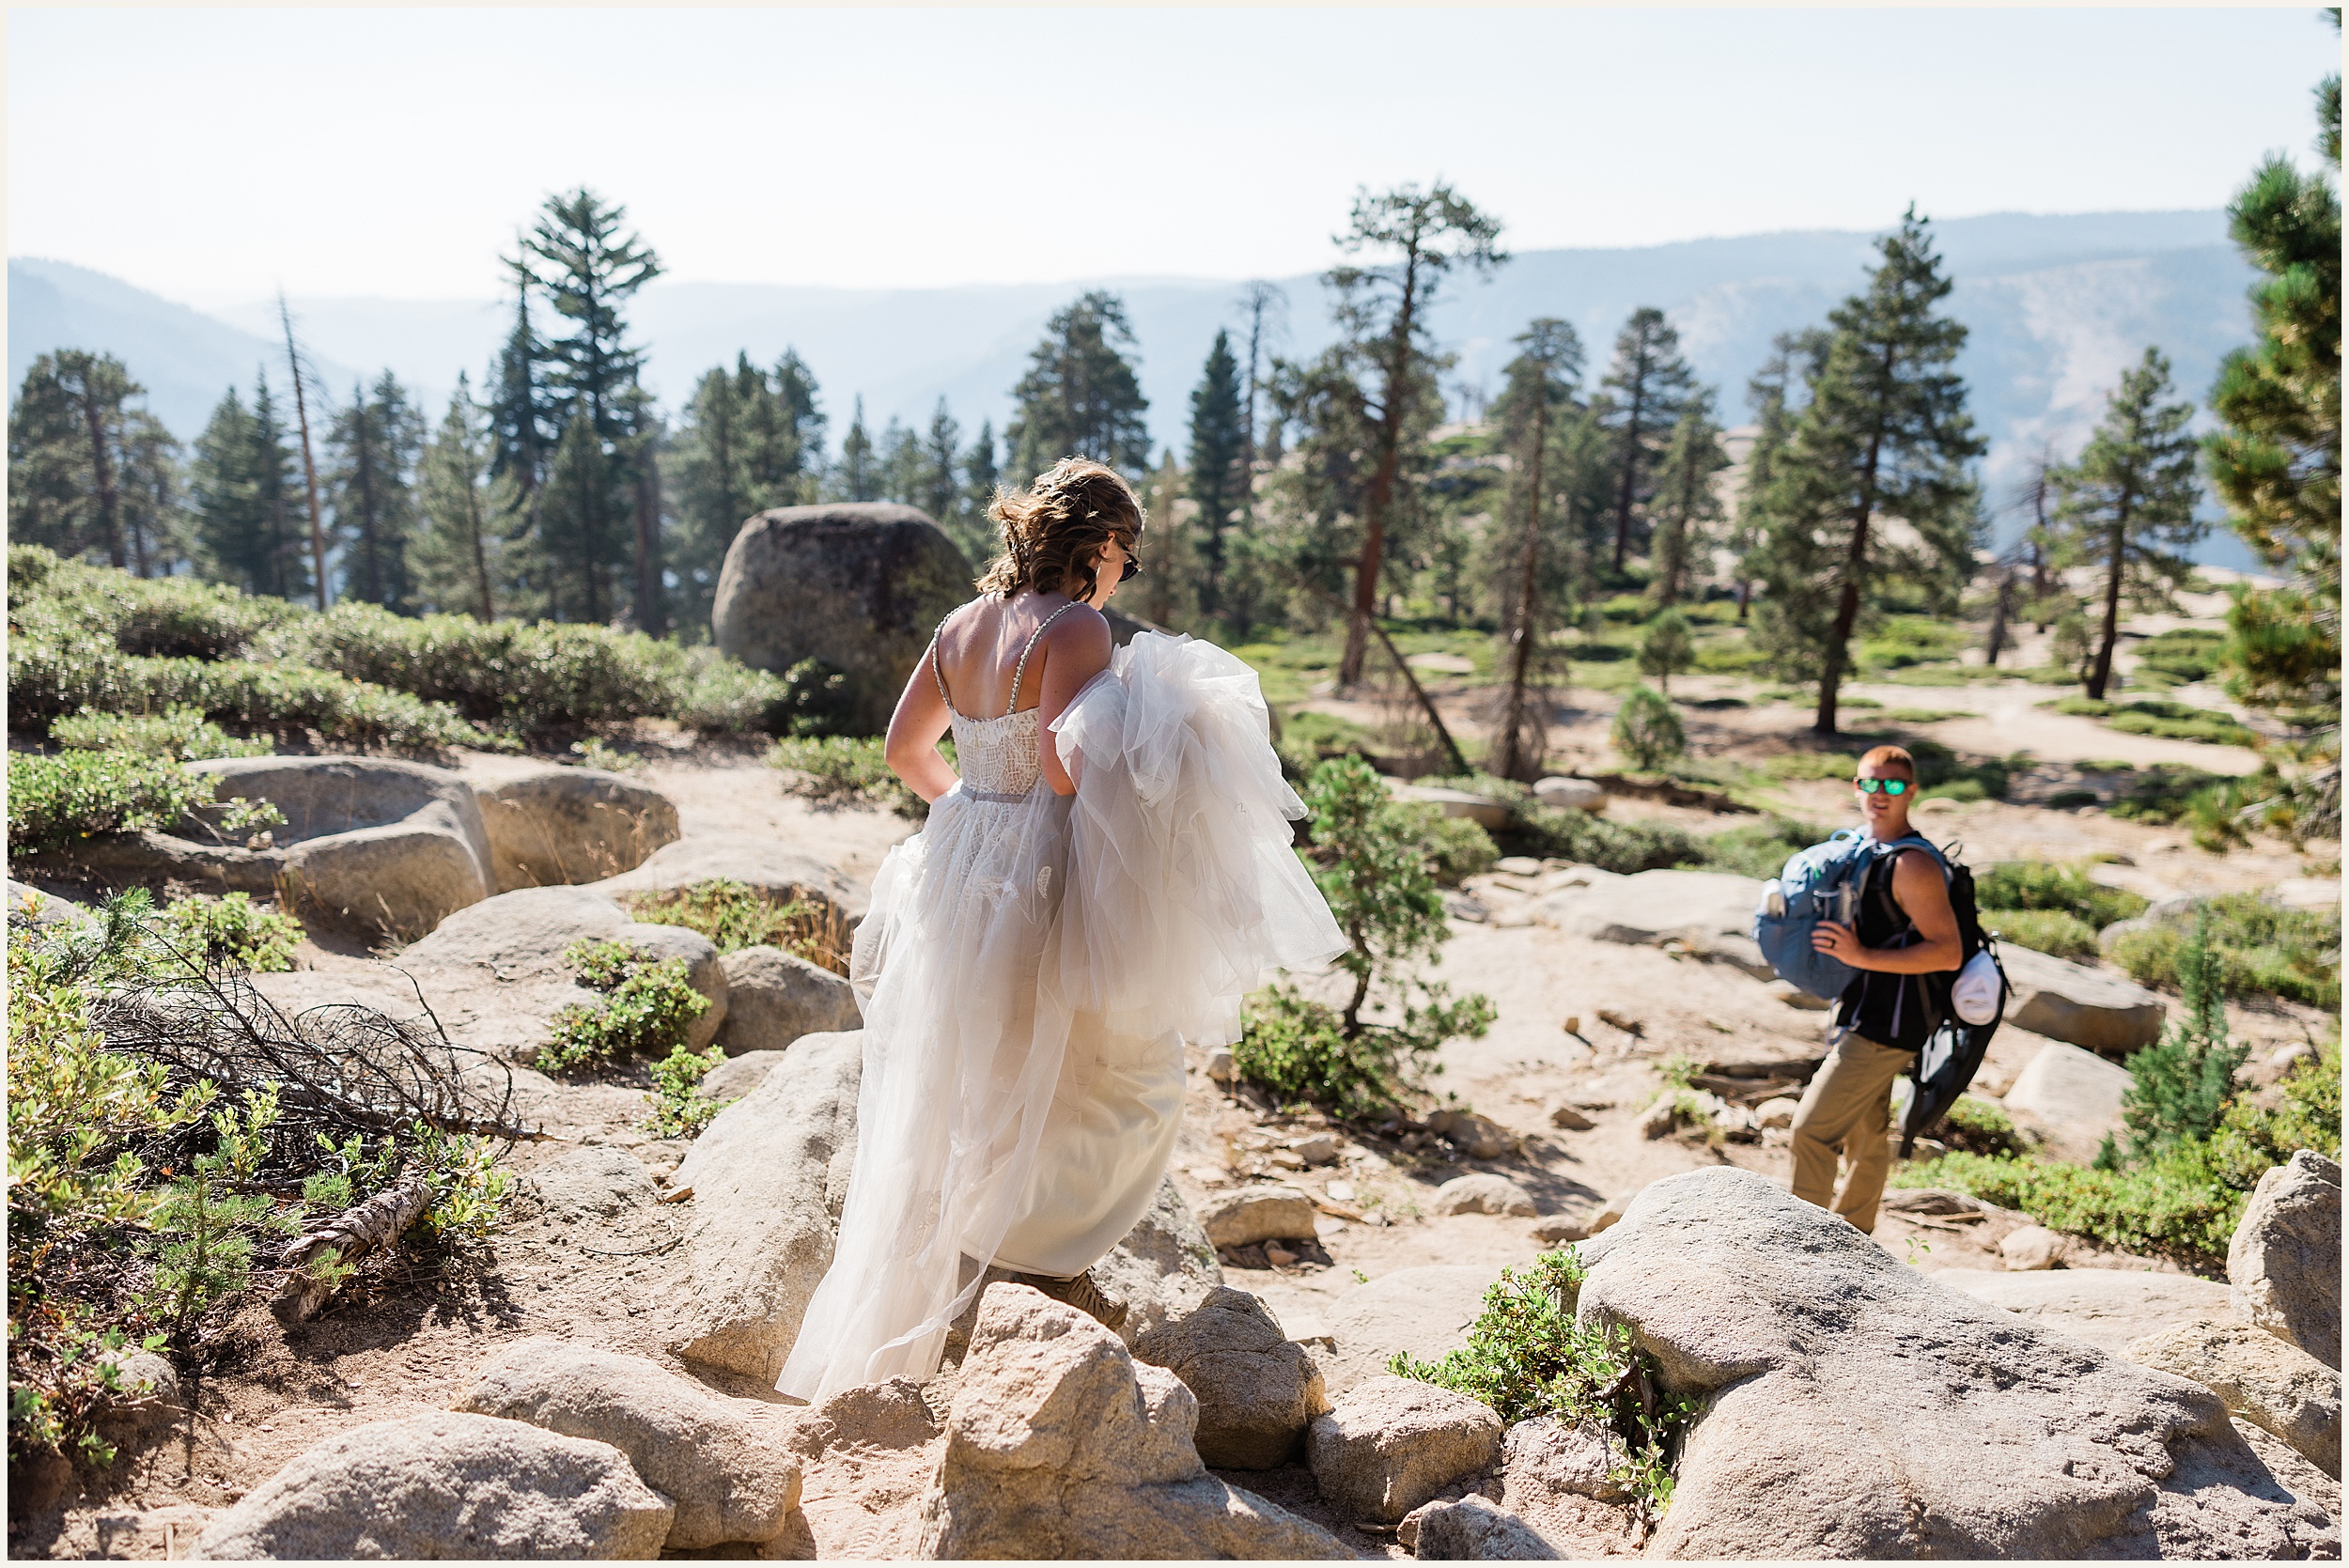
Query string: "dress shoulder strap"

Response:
xmin=927 ymin=605 xmax=966 ymax=714
xmin=1006 ymin=599 xmax=1081 ymax=717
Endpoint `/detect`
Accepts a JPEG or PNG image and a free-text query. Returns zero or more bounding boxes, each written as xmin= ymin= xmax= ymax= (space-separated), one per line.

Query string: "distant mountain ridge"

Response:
xmin=9 ymin=210 xmax=2262 ymax=565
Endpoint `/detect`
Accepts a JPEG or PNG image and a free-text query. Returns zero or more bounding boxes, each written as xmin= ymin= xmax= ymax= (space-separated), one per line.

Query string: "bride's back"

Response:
xmin=933 ymin=593 xmax=1071 ymax=719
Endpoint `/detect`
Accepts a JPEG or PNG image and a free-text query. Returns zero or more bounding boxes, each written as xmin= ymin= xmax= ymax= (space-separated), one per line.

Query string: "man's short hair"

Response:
xmin=1856 ymin=744 xmax=1917 ymax=781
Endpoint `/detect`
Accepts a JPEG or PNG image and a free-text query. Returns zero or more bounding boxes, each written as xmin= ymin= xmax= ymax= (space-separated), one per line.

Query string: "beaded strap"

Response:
xmin=1005 ymin=600 xmax=1080 ymax=717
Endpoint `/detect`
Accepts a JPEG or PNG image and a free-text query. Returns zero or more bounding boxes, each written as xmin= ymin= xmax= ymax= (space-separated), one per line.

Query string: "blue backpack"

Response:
xmin=1750 ymin=829 xmax=1942 ymax=1001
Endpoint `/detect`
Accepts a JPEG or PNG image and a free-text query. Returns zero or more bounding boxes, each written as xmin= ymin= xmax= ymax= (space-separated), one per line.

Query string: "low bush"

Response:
xmin=627 ymin=879 xmax=851 ymax=974
xmin=1974 ymin=862 xmax=2149 ymax=929
xmin=646 ymin=1043 xmax=729 ymax=1139
xmin=8 ymin=750 xmax=220 ymax=855
xmin=540 ymin=939 xmax=711 ymax=1071
xmin=1982 ymin=908 xmax=2099 ymax=961
xmin=1388 ymin=1248 xmax=1694 ymax=1515
xmin=1416 ymin=771 xmax=1708 ymax=876
xmin=767 ymin=735 xmax=934 ymax=817
xmin=1610 ymin=685 xmax=1685 ymax=770
xmin=1700 ymin=815 xmax=1828 ymax=879
xmin=2050 ymin=695 xmax=2256 ymax=747
xmin=146 ymin=894 xmax=304 ymax=974
xmin=1939 ymin=1095 xmax=2030 ymax=1158
xmin=2108 ymin=893 xmax=2340 ymax=1009
xmin=2132 ymin=628 xmax=2225 ymax=686
xmin=50 ymin=706 xmax=270 ymax=762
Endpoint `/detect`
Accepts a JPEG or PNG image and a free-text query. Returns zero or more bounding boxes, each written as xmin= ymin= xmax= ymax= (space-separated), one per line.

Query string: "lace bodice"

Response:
xmin=930 ymin=599 xmax=1078 ymax=800
xmin=950 ymin=708 xmax=1044 ymax=797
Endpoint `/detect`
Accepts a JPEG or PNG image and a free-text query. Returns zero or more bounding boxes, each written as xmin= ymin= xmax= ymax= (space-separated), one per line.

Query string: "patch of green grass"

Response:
xmin=1975 ymin=862 xmax=2149 ymax=929
xmin=626 ymin=879 xmax=848 ymax=972
xmin=1858 ymin=615 xmax=1970 ymax=673
xmin=1939 ymin=1095 xmax=2030 ymax=1158
xmin=1885 ymin=706 xmax=1968 ymax=723
xmin=1701 ymin=815 xmax=1828 ymax=878
xmin=1883 ymin=664 xmax=2008 ymax=686
xmin=765 ymin=735 xmax=945 ymax=818
xmin=2047 ymin=696 xmax=2257 ymax=747
xmin=1982 ymin=908 xmax=2100 ymax=961
xmin=2108 ymin=893 xmax=2340 ymax=1009
xmin=1842 ymin=695 xmax=1885 ymax=710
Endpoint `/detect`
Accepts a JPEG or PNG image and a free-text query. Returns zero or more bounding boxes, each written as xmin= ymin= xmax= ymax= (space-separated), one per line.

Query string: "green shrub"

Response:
xmin=2133 ymin=629 xmax=2225 ymax=685
xmin=1233 ymin=758 xmax=1495 ymax=1118
xmin=50 ymin=706 xmax=270 ymax=762
xmin=1981 ymin=908 xmax=2100 ymax=961
xmin=1859 ymin=613 xmax=1969 ymax=671
xmin=1637 ymin=612 xmax=1694 ymax=691
xmin=1974 ymin=862 xmax=2148 ymax=929
xmin=7 ymin=750 xmax=220 ymax=855
xmin=626 ymin=879 xmax=849 ymax=972
xmin=646 ymin=1043 xmax=730 ymax=1139
xmin=2116 ymin=909 xmax=2248 ymax=1162
xmin=1516 ymin=804 xmax=1705 ymax=875
xmin=2050 ymin=695 xmax=2256 ymax=746
xmin=767 ymin=735 xmax=933 ymax=817
xmin=540 ymin=939 xmax=711 ymax=1071
xmin=146 ymin=894 xmax=305 ymax=973
xmin=2109 ymin=893 xmax=2340 ymax=1009
xmin=1610 ymin=686 xmax=1685 ymax=770
xmin=1701 ymin=815 xmax=1828 ymax=879
xmin=1392 ymin=806 xmax=1499 ymax=886
xmin=1940 ymin=1095 xmax=2029 ymax=1158
xmin=146 ymin=1086 xmax=300 ymax=1347
xmin=1387 ymin=1249 xmax=1694 ymax=1514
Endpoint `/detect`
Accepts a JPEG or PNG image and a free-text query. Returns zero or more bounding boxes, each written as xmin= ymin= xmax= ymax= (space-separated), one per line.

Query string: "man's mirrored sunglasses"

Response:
xmin=1853 ymin=778 xmax=1910 ymax=796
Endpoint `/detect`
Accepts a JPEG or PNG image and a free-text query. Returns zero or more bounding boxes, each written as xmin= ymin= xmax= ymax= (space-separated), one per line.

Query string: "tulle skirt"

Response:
xmin=774 ymin=632 xmax=1347 ymax=1403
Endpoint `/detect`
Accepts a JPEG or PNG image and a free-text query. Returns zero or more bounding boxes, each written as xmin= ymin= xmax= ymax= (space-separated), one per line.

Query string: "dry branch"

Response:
xmin=272 ymin=1172 xmax=430 ymax=1323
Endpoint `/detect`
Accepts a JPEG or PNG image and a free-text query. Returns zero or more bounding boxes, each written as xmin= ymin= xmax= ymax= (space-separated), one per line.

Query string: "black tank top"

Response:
xmin=1833 ymin=846 xmax=1948 ymax=1051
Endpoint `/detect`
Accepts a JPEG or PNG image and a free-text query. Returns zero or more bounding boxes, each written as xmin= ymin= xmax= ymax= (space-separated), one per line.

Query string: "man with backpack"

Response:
xmin=1792 ymin=745 xmax=1966 ymax=1234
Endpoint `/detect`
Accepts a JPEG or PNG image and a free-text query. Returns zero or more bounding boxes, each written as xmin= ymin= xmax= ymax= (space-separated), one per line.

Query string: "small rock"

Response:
xmin=1999 ymin=1225 xmax=2069 ymax=1271
xmin=1427 ymin=1109 xmax=1513 ymax=1159
xmin=1409 ymin=1494 xmax=1560 ymax=1559
xmin=697 ymin=1048 xmax=789 ymax=1102
xmin=2229 ymin=1150 xmax=2341 ymax=1371
xmin=1547 ymin=1104 xmax=1595 ymax=1131
xmin=1290 ymin=1132 xmax=1341 ymax=1166
xmin=1586 ymin=1189 xmax=1642 ymax=1236
xmin=1432 ymin=1174 xmax=1538 ymax=1218
xmin=1205 ymin=1047 xmax=1237 ymax=1083
xmin=189 ymin=1411 xmax=673 ymax=1560
xmin=1502 ymin=1415 xmax=1631 ymax=1503
xmin=1270 ymin=1150 xmax=1308 ymax=1171
xmin=2272 ymin=1043 xmax=2315 ymax=1072
xmin=2002 ymin=1042 xmax=2134 ymax=1165
xmin=1532 ymin=776 xmax=1606 ymax=814
xmin=1265 ymin=1245 xmax=1299 ymax=1265
xmin=1132 ymin=1287 xmax=1332 ymax=1469
xmin=1196 ymin=1186 xmax=1320 ymax=1249
xmin=1495 ymin=856 xmax=1547 ymax=876
xmin=1766 ymin=979 xmax=1834 ymax=1012
xmin=1326 ymin=1180 xmax=1357 ymax=1203
xmin=1307 ymin=1374 xmax=1506 ymax=1524
xmin=1752 ymin=1096 xmax=1800 ymax=1130
xmin=1999 ymin=946 xmax=2167 ymax=1055
xmin=713 ymin=945 xmax=859 ymax=1055
xmin=2126 ymin=1317 xmax=2341 ymax=1479
xmin=1529 ymin=1215 xmax=1589 ymax=1247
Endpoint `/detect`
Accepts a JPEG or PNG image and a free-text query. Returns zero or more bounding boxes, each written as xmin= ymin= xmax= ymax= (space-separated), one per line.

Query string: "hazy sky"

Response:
xmin=9 ymin=7 xmax=2339 ymax=307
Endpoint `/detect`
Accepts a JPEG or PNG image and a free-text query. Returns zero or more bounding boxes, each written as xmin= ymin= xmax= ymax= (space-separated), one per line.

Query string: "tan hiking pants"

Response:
xmin=1789 ymin=1032 xmax=1916 ymax=1234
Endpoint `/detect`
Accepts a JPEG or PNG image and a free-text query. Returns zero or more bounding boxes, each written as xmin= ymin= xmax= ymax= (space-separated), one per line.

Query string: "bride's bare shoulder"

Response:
xmin=1043 ymin=601 xmax=1112 ymax=660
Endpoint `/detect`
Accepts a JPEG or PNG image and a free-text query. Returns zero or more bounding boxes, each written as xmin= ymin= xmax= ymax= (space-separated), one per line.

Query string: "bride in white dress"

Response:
xmin=776 ymin=458 xmax=1346 ymax=1404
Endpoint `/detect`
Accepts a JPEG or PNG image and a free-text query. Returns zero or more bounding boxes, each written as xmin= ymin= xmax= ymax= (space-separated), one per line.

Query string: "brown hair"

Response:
xmin=1856 ymin=744 xmax=1917 ymax=781
xmin=973 ymin=458 xmax=1145 ymax=602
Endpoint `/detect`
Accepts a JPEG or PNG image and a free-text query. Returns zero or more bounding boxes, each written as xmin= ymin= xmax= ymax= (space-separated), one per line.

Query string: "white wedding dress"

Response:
xmin=775 ymin=606 xmax=1346 ymax=1404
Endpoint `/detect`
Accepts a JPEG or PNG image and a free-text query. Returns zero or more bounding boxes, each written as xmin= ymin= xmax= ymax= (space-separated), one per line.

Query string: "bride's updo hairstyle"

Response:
xmin=975 ymin=458 xmax=1145 ymax=603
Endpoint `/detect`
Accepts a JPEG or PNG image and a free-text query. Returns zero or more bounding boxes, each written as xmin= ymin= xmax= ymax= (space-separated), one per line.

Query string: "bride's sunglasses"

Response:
xmin=1854 ymin=777 xmax=1910 ymax=796
xmin=1119 ymin=556 xmax=1142 ymax=582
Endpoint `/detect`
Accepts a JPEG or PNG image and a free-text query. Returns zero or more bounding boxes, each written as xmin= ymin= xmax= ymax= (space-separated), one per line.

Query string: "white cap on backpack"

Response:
xmin=1952 ymin=948 xmax=2002 ymax=1026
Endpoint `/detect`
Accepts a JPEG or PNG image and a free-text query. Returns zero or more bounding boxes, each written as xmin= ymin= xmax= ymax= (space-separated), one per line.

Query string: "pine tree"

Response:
xmin=1236 ymin=281 xmax=1287 ymax=530
xmin=772 ymin=349 xmax=827 ymax=493
xmin=617 ymin=375 xmax=670 ymax=635
xmin=326 ymin=370 xmax=425 ymax=612
xmin=1733 ymin=333 xmax=1827 ymax=619
xmin=1597 ymin=307 xmax=1697 ymax=576
xmin=117 ymin=407 xmax=189 ymax=577
xmin=1323 ymin=182 xmax=1505 ymax=686
xmin=2206 ymin=9 xmax=2341 ymax=736
xmin=1488 ymin=318 xmax=1584 ymax=782
xmin=879 ymin=416 xmax=924 ymax=505
xmin=963 ymin=421 xmax=1002 ymax=541
xmin=8 ymin=349 xmax=164 ymax=572
xmin=1005 ymin=290 xmax=1152 ymax=485
xmin=411 ymin=374 xmax=516 ymax=620
xmin=1746 ymin=209 xmax=1985 ymax=735
xmin=2050 ymin=348 xmax=2206 ymax=699
xmin=670 ymin=359 xmax=756 ymax=635
xmin=1648 ymin=392 xmax=1730 ymax=607
xmin=835 ymin=398 xmax=879 ymax=502
xmin=522 ymin=188 xmax=662 ymax=623
xmin=920 ymin=400 xmax=985 ymax=566
xmin=1187 ymin=330 xmax=1247 ymax=624
xmin=191 ymin=376 xmax=310 ymax=602
xmin=1139 ymin=449 xmax=1190 ymax=628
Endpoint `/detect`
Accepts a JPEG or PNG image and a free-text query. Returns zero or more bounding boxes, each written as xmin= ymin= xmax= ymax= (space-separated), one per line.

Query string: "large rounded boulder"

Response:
xmin=712 ymin=504 xmax=972 ymax=736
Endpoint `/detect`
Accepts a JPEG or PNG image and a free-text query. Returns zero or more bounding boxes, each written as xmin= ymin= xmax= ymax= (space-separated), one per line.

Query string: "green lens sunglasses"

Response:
xmin=1854 ymin=778 xmax=1910 ymax=796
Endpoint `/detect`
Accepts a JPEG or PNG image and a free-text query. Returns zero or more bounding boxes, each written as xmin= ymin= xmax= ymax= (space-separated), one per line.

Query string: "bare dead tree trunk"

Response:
xmin=272 ymin=1172 xmax=430 ymax=1324
xmin=279 ymin=294 xmax=332 ymax=610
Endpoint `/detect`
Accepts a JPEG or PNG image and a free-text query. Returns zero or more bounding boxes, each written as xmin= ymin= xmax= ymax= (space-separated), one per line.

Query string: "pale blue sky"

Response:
xmin=9 ymin=7 xmax=2339 ymax=306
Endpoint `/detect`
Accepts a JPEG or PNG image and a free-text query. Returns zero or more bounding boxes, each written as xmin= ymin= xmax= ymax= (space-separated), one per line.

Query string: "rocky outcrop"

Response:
xmin=1131 ymin=1286 xmax=1330 ymax=1467
xmin=1929 ymin=1267 xmax=2236 ymax=1355
xmin=2000 ymin=1039 xmax=2134 ymax=1162
xmin=776 ymin=1376 xmax=943 ymax=1560
xmin=1532 ymin=776 xmax=1605 ymax=813
xmin=1197 ymin=1185 xmax=1319 ymax=1249
xmin=713 ymin=945 xmax=860 ymax=1055
xmin=1088 ymin=1176 xmax=1227 ymax=1345
xmin=1405 ymin=1494 xmax=1558 ymax=1559
xmin=591 ymin=832 xmax=861 ymax=923
xmin=455 ymin=1337 xmax=801 ymax=1548
xmin=2128 ymin=1318 xmax=2341 ymax=1479
xmin=915 ymin=1283 xmax=1348 ymax=1559
xmin=664 ymin=1031 xmax=863 ymax=1382
xmin=1999 ymin=1224 xmax=2070 ymax=1270
xmin=2231 ymin=1150 xmax=2342 ymax=1371
xmin=1323 ymin=1265 xmax=1495 ymax=1398
xmin=474 ymin=767 xmax=679 ymax=891
xmin=1528 ymin=867 xmax=1757 ymax=949
xmin=712 ymin=503 xmax=972 ymax=737
xmin=1388 ymin=781 xmax=1513 ymax=831
xmin=1306 ymin=1374 xmax=1506 ymax=1524
xmin=1575 ymin=1168 xmax=2336 ymax=1558
xmin=1998 ymin=945 xmax=2167 ymax=1055
xmin=188 ymin=1411 xmax=673 ymax=1560
xmin=1431 ymin=1174 xmax=1538 ymax=1218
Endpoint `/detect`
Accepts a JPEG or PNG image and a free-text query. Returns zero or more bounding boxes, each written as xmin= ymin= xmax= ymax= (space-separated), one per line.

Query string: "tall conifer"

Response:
xmin=192 ymin=375 xmax=310 ymax=602
xmin=1488 ymin=318 xmax=1584 ymax=781
xmin=326 ymin=370 xmax=425 ymax=611
xmin=1649 ymin=393 xmax=1730 ymax=607
xmin=1187 ymin=330 xmax=1247 ymax=624
xmin=1598 ymin=308 xmax=1697 ymax=575
xmin=1005 ymin=291 xmax=1151 ymax=485
xmin=412 ymin=374 xmax=516 ymax=621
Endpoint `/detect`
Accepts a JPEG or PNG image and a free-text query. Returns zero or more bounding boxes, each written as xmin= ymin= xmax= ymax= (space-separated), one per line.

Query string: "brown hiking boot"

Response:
xmin=1015 ymin=1267 xmax=1128 ymax=1333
